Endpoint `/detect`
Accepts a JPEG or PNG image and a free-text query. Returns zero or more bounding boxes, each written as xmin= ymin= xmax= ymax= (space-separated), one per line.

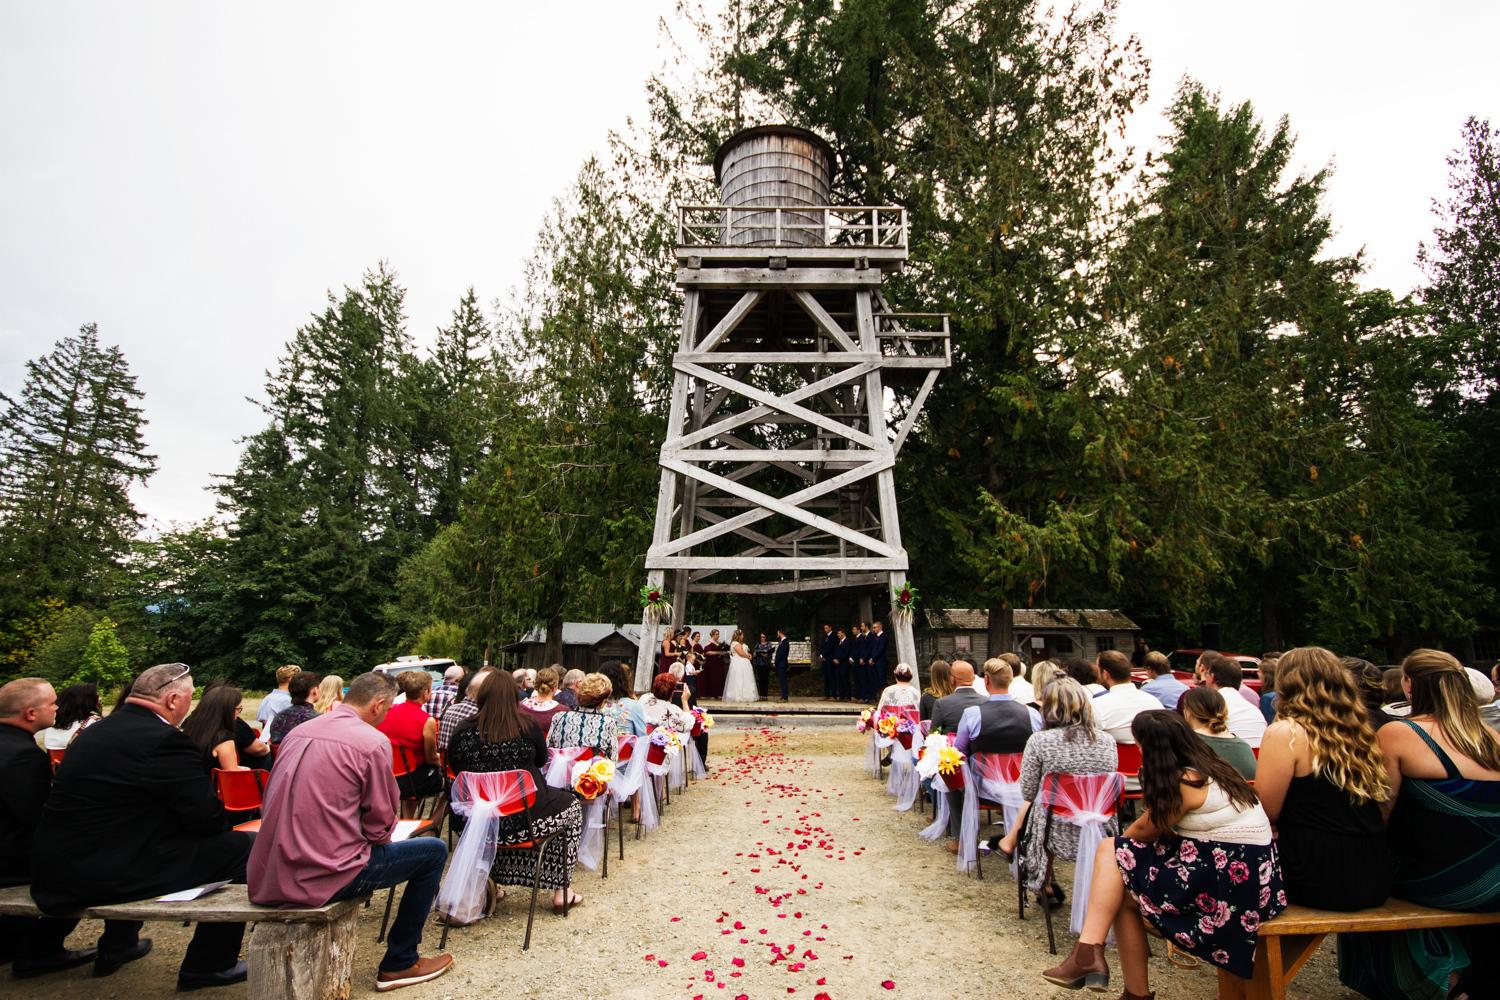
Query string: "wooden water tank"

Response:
xmin=714 ymin=125 xmax=835 ymax=247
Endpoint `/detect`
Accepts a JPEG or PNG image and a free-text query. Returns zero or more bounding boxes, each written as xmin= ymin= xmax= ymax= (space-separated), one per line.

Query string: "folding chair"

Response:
xmin=1115 ymin=742 xmax=1143 ymax=820
xmin=968 ymin=752 xmax=1024 ymax=881
xmin=437 ymin=769 xmax=571 ymax=951
xmin=47 ymin=748 xmax=66 ymax=772
xmin=392 ymin=745 xmax=439 ymax=818
xmin=212 ymin=768 xmax=267 ymax=833
xmin=1016 ymin=771 xmax=1124 ymax=955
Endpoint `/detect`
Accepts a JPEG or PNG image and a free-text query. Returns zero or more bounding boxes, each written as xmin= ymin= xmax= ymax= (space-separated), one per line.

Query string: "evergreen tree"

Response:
xmin=0 ymin=324 xmax=156 ymax=610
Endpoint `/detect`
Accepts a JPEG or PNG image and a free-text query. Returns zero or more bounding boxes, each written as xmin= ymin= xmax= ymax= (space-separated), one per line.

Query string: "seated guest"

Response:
xmin=876 ymin=663 xmax=923 ymax=712
xmin=255 ymin=664 xmax=299 ymax=725
xmin=1255 ymin=647 xmax=1390 ymax=911
xmin=377 ymin=671 xmax=443 ymax=814
xmin=1139 ymin=651 xmax=1188 ymax=711
xmin=32 ymin=663 xmax=256 ymax=990
xmin=41 ymin=682 xmax=102 ymax=751
xmin=546 ymin=674 xmax=620 ymax=762
xmin=201 ymin=678 xmax=270 ymax=771
xmin=1196 ymin=652 xmax=1266 ymax=747
xmin=1181 ymin=686 xmax=1257 ymax=779
xmin=998 ymin=652 xmax=1035 ymax=705
xmin=919 ymin=659 xmax=953 ymax=722
xmin=954 ymin=658 xmax=1041 ymax=755
xmin=1257 ymin=654 xmax=1279 ymax=721
xmin=640 ymin=672 xmax=693 ymax=732
xmin=249 ymin=672 xmax=452 ymax=992
xmin=0 ymin=678 xmax=136 ymax=979
xmin=1061 ymin=656 xmax=1105 ymax=696
xmin=182 ymin=683 xmax=249 ymax=773
xmin=438 ymin=668 xmax=495 ymax=753
xmin=930 ymin=659 xmax=985 ymax=733
xmin=1043 ymin=710 xmax=1284 ymax=998
xmin=1465 ymin=667 xmax=1500 ymax=732
xmin=511 ymin=668 xmax=533 ymax=699
xmin=1091 ymin=649 xmax=1163 ymax=743
xmin=268 ymin=671 xmax=321 ymax=745
xmin=1341 ymin=650 xmax=1500 ymax=1000
xmin=1343 ymin=655 xmax=1398 ymax=727
xmin=598 ymin=660 xmax=647 ymax=737
xmin=447 ymin=671 xmax=584 ymax=913
xmin=518 ymin=667 xmax=566 ymax=738
xmin=424 ymin=665 xmax=463 ymax=720
xmin=557 ymin=668 xmax=583 ymax=710
xmin=314 ymin=674 xmax=345 ymax=714
xmin=993 ymin=678 xmax=1118 ymax=905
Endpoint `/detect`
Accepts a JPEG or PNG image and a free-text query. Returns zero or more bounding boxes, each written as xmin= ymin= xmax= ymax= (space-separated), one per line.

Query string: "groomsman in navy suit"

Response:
xmin=866 ymin=620 xmax=889 ymax=702
xmin=832 ymin=627 xmax=852 ymax=701
xmin=818 ymin=624 xmax=838 ymax=701
xmin=773 ymin=628 xmax=791 ymax=702
xmin=848 ymin=622 xmax=866 ymax=701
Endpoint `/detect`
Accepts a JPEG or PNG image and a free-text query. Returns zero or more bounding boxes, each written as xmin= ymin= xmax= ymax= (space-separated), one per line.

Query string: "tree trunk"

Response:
xmin=544 ymin=612 xmax=565 ymax=667
xmin=988 ymin=599 xmax=1013 ymax=662
xmin=1260 ymin=582 xmax=1283 ymax=654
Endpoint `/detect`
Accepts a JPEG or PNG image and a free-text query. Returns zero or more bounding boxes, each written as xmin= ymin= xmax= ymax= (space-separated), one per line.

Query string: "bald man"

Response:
xmin=930 ymin=659 xmax=986 ymax=733
xmin=0 ymin=678 xmax=137 ymax=979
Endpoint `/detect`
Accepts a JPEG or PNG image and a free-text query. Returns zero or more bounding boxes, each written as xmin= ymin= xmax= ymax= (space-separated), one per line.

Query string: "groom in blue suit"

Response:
xmin=773 ymin=629 xmax=791 ymax=701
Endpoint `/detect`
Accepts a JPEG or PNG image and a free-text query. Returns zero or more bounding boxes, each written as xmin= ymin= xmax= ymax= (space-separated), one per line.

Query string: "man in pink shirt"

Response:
xmin=248 ymin=672 xmax=452 ymax=992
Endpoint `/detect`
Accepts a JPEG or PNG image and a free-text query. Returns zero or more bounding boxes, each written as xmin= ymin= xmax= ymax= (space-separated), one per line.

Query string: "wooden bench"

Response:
xmin=0 ymin=884 xmax=363 ymax=1000
xmin=1216 ymin=899 xmax=1500 ymax=999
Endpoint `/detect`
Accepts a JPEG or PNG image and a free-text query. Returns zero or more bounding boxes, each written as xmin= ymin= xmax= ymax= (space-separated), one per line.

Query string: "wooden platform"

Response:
xmin=0 ymin=884 xmax=363 ymax=999
xmin=1217 ymin=899 xmax=1500 ymax=1000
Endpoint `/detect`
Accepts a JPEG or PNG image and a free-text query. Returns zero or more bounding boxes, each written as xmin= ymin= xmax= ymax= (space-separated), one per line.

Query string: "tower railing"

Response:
xmin=676 ymin=205 xmax=909 ymax=250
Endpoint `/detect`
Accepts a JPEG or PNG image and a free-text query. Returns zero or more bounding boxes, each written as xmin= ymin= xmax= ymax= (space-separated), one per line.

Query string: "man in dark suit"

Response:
xmin=1 ymin=678 xmax=140 ymax=979
xmin=930 ymin=659 xmax=988 ymax=843
xmin=866 ymin=620 xmax=890 ymax=703
xmin=31 ymin=663 xmax=256 ymax=991
xmin=818 ymin=624 xmax=838 ymax=702
xmin=773 ymin=629 xmax=791 ymax=701
xmin=832 ymin=627 xmax=852 ymax=701
xmin=849 ymin=623 xmax=867 ymax=701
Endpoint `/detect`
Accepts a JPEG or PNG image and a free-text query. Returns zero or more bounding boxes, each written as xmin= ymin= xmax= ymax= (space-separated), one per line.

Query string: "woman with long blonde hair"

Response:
xmin=1255 ymin=647 xmax=1390 ymax=912
xmin=1341 ymin=650 xmax=1500 ymax=1000
xmin=919 ymin=659 xmax=953 ymax=721
xmin=314 ymin=674 xmax=344 ymax=714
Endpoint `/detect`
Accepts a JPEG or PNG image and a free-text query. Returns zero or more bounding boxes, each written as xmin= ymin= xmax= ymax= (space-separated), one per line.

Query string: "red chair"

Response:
xmin=47 ymin=748 xmax=66 ymax=772
xmin=391 ymin=744 xmax=439 ymax=817
xmin=1017 ymin=771 xmax=1124 ymax=954
xmin=970 ymin=752 xmax=1024 ymax=881
xmin=212 ymin=768 xmax=267 ymax=833
xmin=1115 ymin=741 xmax=1143 ymax=815
xmin=438 ymin=769 xmax=571 ymax=951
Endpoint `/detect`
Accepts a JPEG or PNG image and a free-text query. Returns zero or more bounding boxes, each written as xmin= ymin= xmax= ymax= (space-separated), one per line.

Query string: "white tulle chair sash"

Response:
xmin=436 ymin=770 xmax=533 ymax=923
xmin=1036 ymin=771 xmax=1124 ymax=934
xmin=611 ymin=735 xmax=659 ymax=833
xmin=958 ymin=752 xmax=1025 ymax=873
xmin=543 ymin=746 xmax=595 ymax=789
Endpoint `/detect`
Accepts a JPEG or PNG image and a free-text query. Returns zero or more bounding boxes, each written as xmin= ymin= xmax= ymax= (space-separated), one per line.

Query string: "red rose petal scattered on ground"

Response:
xmin=881 ymin=980 xmax=896 ymax=990
xmin=672 ymin=916 xmax=683 ymax=922
xmin=816 ymin=977 xmax=827 ymax=985
xmin=692 ymin=951 xmax=708 ymax=961
xmin=731 ymin=958 xmax=745 ymax=968
xmin=658 ymin=960 xmax=670 ymax=967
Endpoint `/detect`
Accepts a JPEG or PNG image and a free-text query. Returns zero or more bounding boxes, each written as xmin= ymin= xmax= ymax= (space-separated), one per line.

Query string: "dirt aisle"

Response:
xmin=10 ymin=725 xmax=1359 ymax=999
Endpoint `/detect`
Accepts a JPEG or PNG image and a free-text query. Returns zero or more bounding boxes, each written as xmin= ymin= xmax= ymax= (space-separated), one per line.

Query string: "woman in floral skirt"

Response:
xmin=1042 ymin=710 xmax=1285 ymax=999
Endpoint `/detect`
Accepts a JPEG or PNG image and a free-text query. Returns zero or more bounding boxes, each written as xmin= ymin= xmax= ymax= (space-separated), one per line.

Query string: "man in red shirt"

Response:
xmin=248 ymin=672 xmax=452 ymax=993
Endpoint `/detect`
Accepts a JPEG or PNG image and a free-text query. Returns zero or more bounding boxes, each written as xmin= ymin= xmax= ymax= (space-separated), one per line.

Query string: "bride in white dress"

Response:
xmin=721 ymin=629 xmax=760 ymax=703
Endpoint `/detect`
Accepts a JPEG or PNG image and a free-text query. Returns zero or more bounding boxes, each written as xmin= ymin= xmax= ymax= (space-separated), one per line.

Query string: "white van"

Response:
xmin=372 ymin=655 xmax=457 ymax=701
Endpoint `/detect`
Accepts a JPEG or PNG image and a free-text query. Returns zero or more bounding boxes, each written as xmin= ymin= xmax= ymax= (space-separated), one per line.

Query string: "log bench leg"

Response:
xmin=248 ymin=910 xmax=359 ymax=1000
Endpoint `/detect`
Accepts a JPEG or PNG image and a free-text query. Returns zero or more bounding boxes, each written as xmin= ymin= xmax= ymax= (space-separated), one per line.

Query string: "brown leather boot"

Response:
xmin=1040 ymin=940 xmax=1110 ymax=990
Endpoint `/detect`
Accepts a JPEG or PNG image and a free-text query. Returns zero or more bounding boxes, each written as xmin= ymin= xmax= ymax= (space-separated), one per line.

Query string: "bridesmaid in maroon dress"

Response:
xmin=701 ymin=629 xmax=729 ymax=699
xmin=658 ymin=628 xmax=678 ymax=674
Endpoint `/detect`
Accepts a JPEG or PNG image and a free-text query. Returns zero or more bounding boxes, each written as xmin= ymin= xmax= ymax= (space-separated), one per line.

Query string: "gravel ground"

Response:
xmin=9 ymin=725 xmax=1361 ymax=999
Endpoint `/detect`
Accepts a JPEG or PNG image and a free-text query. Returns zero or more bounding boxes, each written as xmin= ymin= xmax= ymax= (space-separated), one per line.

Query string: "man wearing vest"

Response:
xmin=953 ymin=657 xmax=1042 ymax=756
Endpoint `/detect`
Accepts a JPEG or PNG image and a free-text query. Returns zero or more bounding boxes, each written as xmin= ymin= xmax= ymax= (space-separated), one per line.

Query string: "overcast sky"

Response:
xmin=2 ymin=1 xmax=1496 ymax=531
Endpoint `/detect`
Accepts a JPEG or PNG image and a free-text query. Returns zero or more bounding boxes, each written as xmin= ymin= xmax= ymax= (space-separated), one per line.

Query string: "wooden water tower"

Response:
xmin=633 ymin=126 xmax=949 ymax=690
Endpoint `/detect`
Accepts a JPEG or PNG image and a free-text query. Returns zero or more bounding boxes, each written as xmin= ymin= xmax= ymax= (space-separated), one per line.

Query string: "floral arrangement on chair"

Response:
xmin=647 ymin=728 xmax=681 ymax=764
xmin=935 ymin=746 xmax=966 ymax=790
xmin=690 ymin=707 xmax=714 ymax=737
xmin=572 ymin=758 xmax=616 ymax=800
xmin=855 ymin=708 xmax=874 ymax=733
xmin=894 ymin=715 xmax=917 ymax=749
xmin=876 ymin=715 xmax=900 ymax=738
xmin=639 ymin=582 xmax=673 ymax=625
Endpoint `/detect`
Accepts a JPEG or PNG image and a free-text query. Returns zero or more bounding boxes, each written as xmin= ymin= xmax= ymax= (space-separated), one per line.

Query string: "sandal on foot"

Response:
xmin=552 ymin=895 xmax=583 ymax=915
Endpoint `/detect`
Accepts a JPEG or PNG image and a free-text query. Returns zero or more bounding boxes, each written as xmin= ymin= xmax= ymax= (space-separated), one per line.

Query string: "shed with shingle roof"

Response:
xmin=918 ymin=608 xmax=1140 ymax=665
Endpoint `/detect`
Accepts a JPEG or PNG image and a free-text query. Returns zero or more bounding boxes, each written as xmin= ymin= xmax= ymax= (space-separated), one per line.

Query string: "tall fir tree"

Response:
xmin=0 ymin=324 xmax=156 ymax=613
